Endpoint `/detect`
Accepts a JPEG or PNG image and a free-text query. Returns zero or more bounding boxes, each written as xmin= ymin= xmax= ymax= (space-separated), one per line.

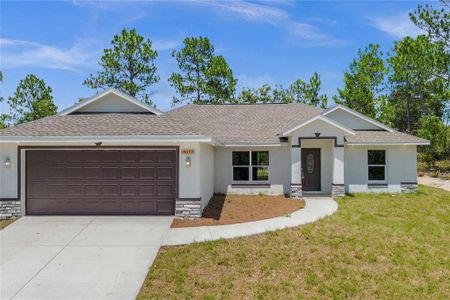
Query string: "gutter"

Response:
xmin=0 ymin=135 xmax=222 ymax=145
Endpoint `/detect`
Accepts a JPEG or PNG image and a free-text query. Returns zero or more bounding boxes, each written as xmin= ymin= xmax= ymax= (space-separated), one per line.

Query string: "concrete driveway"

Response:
xmin=0 ymin=216 xmax=173 ymax=300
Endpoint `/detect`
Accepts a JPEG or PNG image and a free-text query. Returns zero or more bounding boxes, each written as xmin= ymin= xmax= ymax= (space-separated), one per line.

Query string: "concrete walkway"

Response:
xmin=418 ymin=176 xmax=450 ymax=192
xmin=1 ymin=216 xmax=173 ymax=300
xmin=163 ymin=197 xmax=338 ymax=246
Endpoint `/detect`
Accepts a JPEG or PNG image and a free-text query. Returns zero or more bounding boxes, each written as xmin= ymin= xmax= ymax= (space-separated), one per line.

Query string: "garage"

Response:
xmin=26 ymin=149 xmax=178 ymax=215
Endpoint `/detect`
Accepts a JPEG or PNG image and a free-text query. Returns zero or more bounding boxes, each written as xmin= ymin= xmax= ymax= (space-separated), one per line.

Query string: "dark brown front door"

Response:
xmin=26 ymin=149 xmax=177 ymax=215
xmin=301 ymin=148 xmax=321 ymax=192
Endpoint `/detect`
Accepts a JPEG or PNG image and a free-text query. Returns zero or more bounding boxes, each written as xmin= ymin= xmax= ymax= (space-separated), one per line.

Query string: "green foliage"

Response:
xmin=334 ymin=44 xmax=388 ymax=119
xmin=83 ymin=28 xmax=159 ymax=106
xmin=387 ymin=35 xmax=449 ymax=134
xmin=0 ymin=71 xmax=10 ymax=129
xmin=418 ymin=116 xmax=448 ymax=166
xmin=7 ymin=74 xmax=57 ymax=125
xmin=169 ymin=37 xmax=237 ymax=105
xmin=237 ymin=73 xmax=328 ymax=108
xmin=288 ymin=72 xmax=328 ymax=108
xmin=410 ymin=0 xmax=450 ymax=49
xmin=237 ymin=84 xmax=276 ymax=104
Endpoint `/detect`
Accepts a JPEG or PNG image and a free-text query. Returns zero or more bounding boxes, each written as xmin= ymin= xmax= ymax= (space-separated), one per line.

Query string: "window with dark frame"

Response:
xmin=232 ymin=151 xmax=269 ymax=182
xmin=368 ymin=150 xmax=386 ymax=182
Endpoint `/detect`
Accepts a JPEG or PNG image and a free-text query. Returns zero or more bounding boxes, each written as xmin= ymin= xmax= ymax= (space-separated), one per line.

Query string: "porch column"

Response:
xmin=290 ymin=146 xmax=302 ymax=198
xmin=332 ymin=146 xmax=345 ymax=197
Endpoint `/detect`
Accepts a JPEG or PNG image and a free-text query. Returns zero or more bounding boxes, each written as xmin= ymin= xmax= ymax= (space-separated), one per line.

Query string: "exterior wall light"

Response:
xmin=4 ymin=157 xmax=11 ymax=168
xmin=185 ymin=156 xmax=191 ymax=168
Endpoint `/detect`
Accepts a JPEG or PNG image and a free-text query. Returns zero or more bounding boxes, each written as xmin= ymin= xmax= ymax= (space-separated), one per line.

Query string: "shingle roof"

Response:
xmin=167 ymin=103 xmax=323 ymax=144
xmin=0 ymin=113 xmax=200 ymax=137
xmin=0 ymin=103 xmax=428 ymax=145
xmin=346 ymin=130 xmax=429 ymax=144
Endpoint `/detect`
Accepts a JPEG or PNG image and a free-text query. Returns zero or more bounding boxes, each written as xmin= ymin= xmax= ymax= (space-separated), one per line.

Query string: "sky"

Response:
xmin=0 ymin=0 xmax=432 ymax=113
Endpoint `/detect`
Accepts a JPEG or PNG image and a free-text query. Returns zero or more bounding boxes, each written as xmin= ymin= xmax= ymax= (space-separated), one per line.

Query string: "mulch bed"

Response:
xmin=171 ymin=194 xmax=305 ymax=228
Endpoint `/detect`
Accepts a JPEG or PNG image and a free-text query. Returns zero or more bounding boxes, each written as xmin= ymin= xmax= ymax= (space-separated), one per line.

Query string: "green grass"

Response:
xmin=0 ymin=218 xmax=16 ymax=230
xmin=138 ymin=186 xmax=450 ymax=299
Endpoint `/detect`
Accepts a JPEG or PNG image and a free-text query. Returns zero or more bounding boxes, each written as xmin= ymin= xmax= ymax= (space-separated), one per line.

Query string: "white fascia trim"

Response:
xmin=281 ymin=115 xmax=355 ymax=136
xmin=346 ymin=142 xmax=430 ymax=146
xmin=0 ymin=135 xmax=221 ymax=144
xmin=59 ymin=88 xmax=163 ymax=115
xmin=221 ymin=143 xmax=284 ymax=147
xmin=323 ymin=105 xmax=394 ymax=132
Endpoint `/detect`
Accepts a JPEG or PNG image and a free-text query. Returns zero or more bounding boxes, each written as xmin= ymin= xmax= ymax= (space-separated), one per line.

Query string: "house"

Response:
xmin=0 ymin=89 xmax=429 ymax=219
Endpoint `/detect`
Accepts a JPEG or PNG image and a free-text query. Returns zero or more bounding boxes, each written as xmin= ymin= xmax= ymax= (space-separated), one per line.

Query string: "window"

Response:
xmin=368 ymin=150 xmax=386 ymax=182
xmin=232 ymin=151 xmax=269 ymax=182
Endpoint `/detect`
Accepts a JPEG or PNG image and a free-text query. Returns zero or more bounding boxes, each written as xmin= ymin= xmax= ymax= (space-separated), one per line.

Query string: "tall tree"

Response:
xmin=169 ymin=37 xmax=237 ymax=105
xmin=388 ymin=35 xmax=449 ymax=134
xmin=418 ymin=115 xmax=448 ymax=167
xmin=237 ymin=84 xmax=273 ymax=104
xmin=288 ymin=72 xmax=328 ymax=108
xmin=0 ymin=71 xmax=10 ymax=129
xmin=83 ymin=28 xmax=159 ymax=105
xmin=333 ymin=44 xmax=387 ymax=119
xmin=7 ymin=74 xmax=57 ymax=124
xmin=410 ymin=0 xmax=449 ymax=49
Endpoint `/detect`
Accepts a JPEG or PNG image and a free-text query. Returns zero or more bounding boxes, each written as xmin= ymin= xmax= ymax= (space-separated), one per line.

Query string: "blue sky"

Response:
xmin=1 ymin=0 xmax=430 ymax=112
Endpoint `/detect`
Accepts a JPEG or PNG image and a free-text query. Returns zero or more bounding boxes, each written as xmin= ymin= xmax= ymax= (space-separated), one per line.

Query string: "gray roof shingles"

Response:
xmin=0 ymin=113 xmax=200 ymax=137
xmin=0 ymin=103 xmax=427 ymax=145
xmin=346 ymin=130 xmax=429 ymax=144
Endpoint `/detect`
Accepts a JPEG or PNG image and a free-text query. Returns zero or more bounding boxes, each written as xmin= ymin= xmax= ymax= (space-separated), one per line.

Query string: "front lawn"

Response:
xmin=139 ymin=186 xmax=450 ymax=299
xmin=0 ymin=218 xmax=16 ymax=230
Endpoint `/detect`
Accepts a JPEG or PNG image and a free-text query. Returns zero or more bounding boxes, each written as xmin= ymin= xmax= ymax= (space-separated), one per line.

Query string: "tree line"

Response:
xmin=1 ymin=1 xmax=448 ymax=162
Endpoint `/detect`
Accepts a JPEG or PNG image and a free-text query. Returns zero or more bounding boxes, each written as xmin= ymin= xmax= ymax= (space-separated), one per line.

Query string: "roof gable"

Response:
xmin=59 ymin=89 xmax=162 ymax=115
xmin=281 ymin=114 xmax=355 ymax=136
xmin=323 ymin=105 xmax=393 ymax=132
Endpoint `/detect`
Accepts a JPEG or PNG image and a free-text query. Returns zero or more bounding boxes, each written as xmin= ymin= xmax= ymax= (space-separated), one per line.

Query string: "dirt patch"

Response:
xmin=171 ymin=194 xmax=305 ymax=228
xmin=418 ymin=176 xmax=450 ymax=192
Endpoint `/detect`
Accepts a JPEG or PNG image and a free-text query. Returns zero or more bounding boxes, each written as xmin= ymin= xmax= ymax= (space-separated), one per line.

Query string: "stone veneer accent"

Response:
xmin=332 ymin=184 xmax=345 ymax=197
xmin=0 ymin=200 xmax=21 ymax=220
xmin=175 ymin=199 xmax=201 ymax=218
xmin=290 ymin=184 xmax=303 ymax=198
xmin=401 ymin=182 xmax=418 ymax=193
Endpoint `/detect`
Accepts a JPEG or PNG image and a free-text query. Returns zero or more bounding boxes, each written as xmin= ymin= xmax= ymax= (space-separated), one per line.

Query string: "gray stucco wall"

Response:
xmin=344 ymin=145 xmax=418 ymax=193
xmin=199 ymin=143 xmax=214 ymax=209
xmin=214 ymin=146 xmax=290 ymax=195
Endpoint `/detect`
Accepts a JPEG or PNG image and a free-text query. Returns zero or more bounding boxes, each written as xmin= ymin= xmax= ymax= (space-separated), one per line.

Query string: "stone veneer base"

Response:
xmin=0 ymin=200 xmax=21 ymax=220
xmin=175 ymin=200 xmax=201 ymax=218
xmin=332 ymin=184 xmax=345 ymax=197
xmin=401 ymin=183 xmax=418 ymax=193
xmin=290 ymin=184 xmax=303 ymax=198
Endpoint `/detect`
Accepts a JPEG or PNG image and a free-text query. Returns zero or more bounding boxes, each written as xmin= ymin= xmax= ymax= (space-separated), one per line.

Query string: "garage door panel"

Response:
xmin=139 ymin=185 xmax=156 ymax=196
xmin=157 ymin=151 xmax=176 ymax=163
xmin=102 ymin=167 xmax=120 ymax=179
xmin=120 ymin=167 xmax=138 ymax=179
xmin=26 ymin=149 xmax=177 ymax=215
xmin=85 ymin=167 xmax=102 ymax=179
xmin=156 ymin=167 xmax=175 ymax=179
xmin=138 ymin=167 xmax=155 ymax=179
xmin=139 ymin=151 xmax=156 ymax=162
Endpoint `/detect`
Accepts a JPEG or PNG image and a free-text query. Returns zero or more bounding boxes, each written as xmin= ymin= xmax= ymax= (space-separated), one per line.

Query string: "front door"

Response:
xmin=301 ymin=148 xmax=321 ymax=192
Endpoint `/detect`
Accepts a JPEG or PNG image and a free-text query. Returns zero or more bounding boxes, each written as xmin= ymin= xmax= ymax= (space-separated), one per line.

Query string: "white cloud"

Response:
xmin=0 ymin=38 xmax=100 ymax=72
xmin=369 ymin=12 xmax=423 ymax=38
xmin=196 ymin=0 xmax=345 ymax=46
xmin=152 ymin=39 xmax=181 ymax=51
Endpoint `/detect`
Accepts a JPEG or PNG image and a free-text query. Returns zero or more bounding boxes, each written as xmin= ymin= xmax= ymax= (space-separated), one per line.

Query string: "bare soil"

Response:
xmin=171 ymin=194 xmax=305 ymax=228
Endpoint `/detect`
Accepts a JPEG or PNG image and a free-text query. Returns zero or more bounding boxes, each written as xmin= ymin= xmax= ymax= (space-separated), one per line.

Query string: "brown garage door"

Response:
xmin=26 ymin=149 xmax=177 ymax=215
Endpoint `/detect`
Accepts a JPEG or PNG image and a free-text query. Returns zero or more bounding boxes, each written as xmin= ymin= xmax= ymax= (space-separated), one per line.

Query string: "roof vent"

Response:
xmin=279 ymin=137 xmax=288 ymax=143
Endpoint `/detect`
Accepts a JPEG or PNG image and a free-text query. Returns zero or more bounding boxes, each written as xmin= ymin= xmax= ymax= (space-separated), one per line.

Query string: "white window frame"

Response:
xmin=367 ymin=149 xmax=387 ymax=184
xmin=232 ymin=151 xmax=270 ymax=183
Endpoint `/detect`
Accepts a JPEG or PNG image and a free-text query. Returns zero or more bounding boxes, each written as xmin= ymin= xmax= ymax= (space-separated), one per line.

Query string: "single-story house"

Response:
xmin=0 ymin=88 xmax=429 ymax=219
